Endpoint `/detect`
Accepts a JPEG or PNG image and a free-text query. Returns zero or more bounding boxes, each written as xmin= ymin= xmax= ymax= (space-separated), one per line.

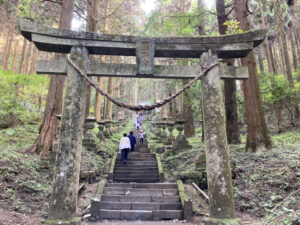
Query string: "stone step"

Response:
xmin=115 ymin=161 xmax=158 ymax=166
xmin=98 ymin=201 xmax=182 ymax=210
xmin=116 ymin=157 xmax=157 ymax=161
xmin=120 ymin=153 xmax=155 ymax=157
xmin=103 ymin=187 xmax=178 ymax=196
xmin=113 ymin=170 xmax=158 ymax=174
xmin=98 ymin=209 xmax=183 ymax=220
xmin=113 ymin=174 xmax=159 ymax=179
xmin=114 ymin=166 xmax=158 ymax=170
xmin=105 ymin=183 xmax=178 ymax=189
xmin=101 ymin=194 xmax=180 ymax=203
xmin=113 ymin=174 xmax=159 ymax=178
xmin=113 ymin=178 xmax=159 ymax=183
xmin=113 ymin=171 xmax=159 ymax=178
xmin=114 ymin=170 xmax=158 ymax=173
xmin=114 ymin=163 xmax=157 ymax=167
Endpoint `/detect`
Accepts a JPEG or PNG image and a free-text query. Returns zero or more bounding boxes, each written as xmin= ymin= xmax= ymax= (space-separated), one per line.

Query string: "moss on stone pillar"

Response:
xmin=48 ymin=46 xmax=88 ymax=222
xmin=200 ymin=51 xmax=235 ymax=219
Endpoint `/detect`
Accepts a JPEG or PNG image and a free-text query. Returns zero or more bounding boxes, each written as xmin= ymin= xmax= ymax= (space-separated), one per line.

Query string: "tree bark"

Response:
xmin=3 ymin=30 xmax=14 ymax=70
xmin=268 ymin=42 xmax=277 ymax=74
xmin=294 ymin=30 xmax=300 ymax=62
xmin=258 ymin=0 xmax=274 ymax=73
xmin=274 ymin=0 xmax=293 ymax=82
xmin=235 ymin=0 xmax=272 ymax=152
xmin=216 ymin=0 xmax=241 ymax=144
xmin=183 ymin=80 xmax=195 ymax=137
xmin=274 ymin=0 xmax=299 ymax=120
xmin=85 ymin=0 xmax=102 ymax=122
xmin=257 ymin=47 xmax=265 ymax=73
xmin=30 ymin=47 xmax=38 ymax=74
xmin=18 ymin=38 xmax=27 ymax=74
xmin=289 ymin=25 xmax=298 ymax=71
xmin=30 ymin=0 xmax=74 ymax=156
xmin=105 ymin=76 xmax=113 ymax=119
xmin=24 ymin=42 xmax=33 ymax=75
xmin=11 ymin=39 xmax=19 ymax=72
xmin=96 ymin=0 xmax=109 ymax=121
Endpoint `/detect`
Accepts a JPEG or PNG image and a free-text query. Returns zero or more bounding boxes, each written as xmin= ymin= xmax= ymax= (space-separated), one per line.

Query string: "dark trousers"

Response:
xmin=121 ymin=148 xmax=129 ymax=163
xmin=125 ymin=148 xmax=129 ymax=160
xmin=140 ymin=138 xmax=144 ymax=144
xmin=130 ymin=145 xmax=135 ymax=152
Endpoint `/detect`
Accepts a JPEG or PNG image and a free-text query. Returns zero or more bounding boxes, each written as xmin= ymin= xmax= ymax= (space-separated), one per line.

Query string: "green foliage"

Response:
xmin=0 ymin=69 xmax=49 ymax=127
xmin=259 ymin=73 xmax=299 ymax=106
xmin=258 ymin=71 xmax=300 ymax=128
xmin=18 ymin=0 xmax=55 ymax=24
xmin=142 ymin=2 xmax=209 ymax=37
xmin=0 ymin=124 xmax=51 ymax=215
xmin=223 ymin=20 xmax=244 ymax=34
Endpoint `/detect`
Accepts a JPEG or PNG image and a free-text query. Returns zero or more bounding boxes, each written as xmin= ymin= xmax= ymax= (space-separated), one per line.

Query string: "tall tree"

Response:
xmin=274 ymin=0 xmax=293 ymax=81
xmin=258 ymin=0 xmax=275 ymax=73
xmin=30 ymin=0 xmax=74 ymax=155
xmin=274 ymin=0 xmax=299 ymax=120
xmin=18 ymin=38 xmax=27 ymax=74
xmin=216 ymin=0 xmax=241 ymax=144
xmin=287 ymin=0 xmax=298 ymax=71
xmin=95 ymin=0 xmax=109 ymax=121
xmin=84 ymin=0 xmax=101 ymax=128
xmin=235 ymin=0 xmax=273 ymax=152
xmin=180 ymin=0 xmax=195 ymax=136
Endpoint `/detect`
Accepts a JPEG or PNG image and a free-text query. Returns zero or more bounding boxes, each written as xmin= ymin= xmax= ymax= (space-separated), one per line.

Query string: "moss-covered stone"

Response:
xmin=46 ymin=217 xmax=81 ymax=225
xmin=203 ymin=217 xmax=240 ymax=225
xmin=94 ymin=179 xmax=106 ymax=200
xmin=48 ymin=46 xmax=88 ymax=221
xmin=200 ymin=51 xmax=235 ymax=219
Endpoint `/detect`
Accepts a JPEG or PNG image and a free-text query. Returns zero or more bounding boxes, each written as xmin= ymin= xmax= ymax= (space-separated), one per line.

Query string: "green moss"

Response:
xmin=156 ymin=153 xmax=163 ymax=174
xmin=46 ymin=217 xmax=81 ymax=225
xmin=109 ymin=153 xmax=117 ymax=174
xmin=177 ymin=180 xmax=188 ymax=206
xmin=94 ymin=180 xmax=106 ymax=199
xmin=203 ymin=217 xmax=240 ymax=225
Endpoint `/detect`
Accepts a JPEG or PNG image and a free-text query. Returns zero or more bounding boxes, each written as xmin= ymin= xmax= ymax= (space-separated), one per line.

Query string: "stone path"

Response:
xmin=84 ymin=220 xmax=195 ymax=225
xmin=92 ymin=130 xmax=184 ymax=221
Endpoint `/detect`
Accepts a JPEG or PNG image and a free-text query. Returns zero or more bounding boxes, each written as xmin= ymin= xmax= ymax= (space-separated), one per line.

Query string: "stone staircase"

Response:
xmin=91 ymin=135 xmax=185 ymax=221
xmin=97 ymin=182 xmax=183 ymax=220
xmin=114 ymin=152 xmax=159 ymax=183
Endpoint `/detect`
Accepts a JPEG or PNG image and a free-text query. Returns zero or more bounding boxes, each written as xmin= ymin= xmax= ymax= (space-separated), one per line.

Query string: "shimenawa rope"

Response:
xmin=66 ymin=58 xmax=218 ymax=111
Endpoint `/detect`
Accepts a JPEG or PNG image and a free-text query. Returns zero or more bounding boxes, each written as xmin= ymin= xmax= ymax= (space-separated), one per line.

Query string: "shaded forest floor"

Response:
xmin=0 ymin=123 xmax=299 ymax=224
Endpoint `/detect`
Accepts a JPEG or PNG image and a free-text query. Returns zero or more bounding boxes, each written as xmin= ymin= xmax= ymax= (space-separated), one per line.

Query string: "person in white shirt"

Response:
xmin=119 ymin=133 xmax=131 ymax=164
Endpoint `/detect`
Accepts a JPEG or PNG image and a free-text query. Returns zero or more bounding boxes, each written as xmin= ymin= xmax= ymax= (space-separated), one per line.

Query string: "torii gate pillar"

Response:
xmin=201 ymin=51 xmax=235 ymax=221
xmin=47 ymin=46 xmax=88 ymax=225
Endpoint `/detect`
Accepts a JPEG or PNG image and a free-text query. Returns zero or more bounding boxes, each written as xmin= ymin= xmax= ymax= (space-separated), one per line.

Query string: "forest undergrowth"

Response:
xmin=0 ymin=122 xmax=129 ymax=223
xmin=150 ymin=127 xmax=300 ymax=225
xmin=0 ymin=122 xmax=299 ymax=224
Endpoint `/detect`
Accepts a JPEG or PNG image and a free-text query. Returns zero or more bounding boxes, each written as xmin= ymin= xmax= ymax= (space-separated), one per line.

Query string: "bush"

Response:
xmin=0 ymin=69 xmax=49 ymax=128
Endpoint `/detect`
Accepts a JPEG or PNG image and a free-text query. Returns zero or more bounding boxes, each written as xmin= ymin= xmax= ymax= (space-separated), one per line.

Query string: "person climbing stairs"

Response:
xmin=91 ymin=129 xmax=185 ymax=221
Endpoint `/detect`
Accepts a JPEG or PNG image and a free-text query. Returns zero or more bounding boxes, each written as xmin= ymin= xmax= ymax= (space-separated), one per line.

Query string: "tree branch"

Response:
xmin=226 ymin=6 xmax=235 ymax=17
xmin=96 ymin=0 xmax=126 ymax=22
xmin=40 ymin=0 xmax=62 ymax=5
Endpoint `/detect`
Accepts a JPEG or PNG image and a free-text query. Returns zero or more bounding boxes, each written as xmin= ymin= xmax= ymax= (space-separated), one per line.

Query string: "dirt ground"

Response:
xmin=0 ymin=209 xmax=42 ymax=225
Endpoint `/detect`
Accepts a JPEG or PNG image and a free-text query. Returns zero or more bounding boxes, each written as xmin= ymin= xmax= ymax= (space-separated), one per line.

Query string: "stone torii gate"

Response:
xmin=18 ymin=19 xmax=266 ymax=224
